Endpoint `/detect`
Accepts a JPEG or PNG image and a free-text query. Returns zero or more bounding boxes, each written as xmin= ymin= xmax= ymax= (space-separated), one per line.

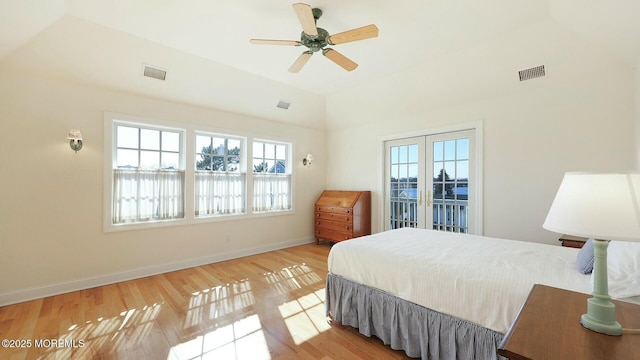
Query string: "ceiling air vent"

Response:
xmin=518 ymin=65 xmax=545 ymax=81
xmin=142 ymin=64 xmax=167 ymax=81
xmin=277 ymin=100 xmax=291 ymax=110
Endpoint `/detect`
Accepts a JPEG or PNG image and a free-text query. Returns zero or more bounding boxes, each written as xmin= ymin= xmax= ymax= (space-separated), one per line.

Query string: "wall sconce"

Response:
xmin=67 ymin=129 xmax=83 ymax=153
xmin=302 ymin=154 xmax=313 ymax=167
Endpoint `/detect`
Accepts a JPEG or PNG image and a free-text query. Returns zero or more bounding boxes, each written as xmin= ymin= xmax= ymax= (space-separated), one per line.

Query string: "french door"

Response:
xmin=384 ymin=129 xmax=477 ymax=234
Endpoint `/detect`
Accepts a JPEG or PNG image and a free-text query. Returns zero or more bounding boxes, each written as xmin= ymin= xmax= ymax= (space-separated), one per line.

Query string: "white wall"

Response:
xmin=325 ymin=20 xmax=637 ymax=245
xmin=0 ymin=68 xmax=326 ymax=305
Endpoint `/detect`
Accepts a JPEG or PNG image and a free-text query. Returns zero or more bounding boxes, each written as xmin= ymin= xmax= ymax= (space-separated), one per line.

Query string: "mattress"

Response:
xmin=327 ymin=228 xmax=593 ymax=334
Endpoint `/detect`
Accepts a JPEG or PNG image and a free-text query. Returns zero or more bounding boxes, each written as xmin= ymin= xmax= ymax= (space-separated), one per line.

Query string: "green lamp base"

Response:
xmin=581 ymin=239 xmax=623 ymax=336
xmin=581 ymin=311 xmax=622 ymax=336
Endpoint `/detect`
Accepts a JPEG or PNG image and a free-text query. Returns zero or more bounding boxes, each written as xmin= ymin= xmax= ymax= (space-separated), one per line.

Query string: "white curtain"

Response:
xmin=113 ymin=169 xmax=185 ymax=224
xmin=195 ymin=172 xmax=246 ymax=216
xmin=253 ymin=174 xmax=291 ymax=212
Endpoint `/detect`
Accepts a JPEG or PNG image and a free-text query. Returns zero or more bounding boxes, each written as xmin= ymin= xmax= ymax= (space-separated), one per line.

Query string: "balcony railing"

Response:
xmin=390 ymin=198 xmax=468 ymax=233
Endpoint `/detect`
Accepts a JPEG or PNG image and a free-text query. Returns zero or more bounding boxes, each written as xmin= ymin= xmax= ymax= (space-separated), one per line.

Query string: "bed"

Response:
xmin=325 ymin=228 xmax=640 ymax=360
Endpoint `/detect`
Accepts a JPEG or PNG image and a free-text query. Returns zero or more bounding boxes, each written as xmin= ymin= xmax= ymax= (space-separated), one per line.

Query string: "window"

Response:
xmin=252 ymin=140 xmax=291 ymax=212
xmin=111 ymin=122 xmax=185 ymax=224
xmin=194 ymin=133 xmax=246 ymax=217
xmin=104 ymin=112 xmax=296 ymax=231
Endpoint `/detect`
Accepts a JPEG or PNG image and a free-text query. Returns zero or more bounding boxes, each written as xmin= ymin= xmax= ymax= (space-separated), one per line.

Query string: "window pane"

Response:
xmin=141 ymin=129 xmax=160 ymax=150
xmin=117 ymin=149 xmax=138 ymax=167
xmin=196 ymin=135 xmax=211 ymax=154
xmin=228 ymin=139 xmax=241 ymax=156
xmin=227 ymin=156 xmax=240 ymax=172
xmin=162 ymin=152 xmax=179 ymax=169
xmin=253 ymin=142 xmax=264 ymax=158
xmin=212 ymin=138 xmax=225 ymax=155
xmin=263 ymin=159 xmax=274 ymax=172
xmin=212 ymin=155 xmax=225 ymax=171
xmin=265 ymin=144 xmax=275 ymax=159
xmin=117 ymin=126 xmax=138 ymax=148
xmin=163 ymin=131 xmax=180 ymax=152
xmin=275 ymin=144 xmax=286 ymax=160
xmin=253 ymin=159 xmax=266 ymax=172
xmin=140 ymin=151 xmax=160 ymax=169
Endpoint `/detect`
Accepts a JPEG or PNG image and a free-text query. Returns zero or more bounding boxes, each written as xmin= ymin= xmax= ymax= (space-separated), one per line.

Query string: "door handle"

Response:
xmin=427 ymin=191 xmax=432 ymax=206
xmin=418 ymin=191 xmax=423 ymax=206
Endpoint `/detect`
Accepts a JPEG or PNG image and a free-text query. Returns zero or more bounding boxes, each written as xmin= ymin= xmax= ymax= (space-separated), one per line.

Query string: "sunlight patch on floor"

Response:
xmin=185 ymin=279 xmax=255 ymax=329
xmin=263 ymin=263 xmax=324 ymax=296
xmin=42 ymin=302 xmax=163 ymax=359
xmin=168 ymin=314 xmax=270 ymax=360
xmin=278 ymin=290 xmax=331 ymax=345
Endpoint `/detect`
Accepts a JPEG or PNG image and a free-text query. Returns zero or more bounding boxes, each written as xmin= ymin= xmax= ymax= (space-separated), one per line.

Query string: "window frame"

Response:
xmin=104 ymin=114 xmax=187 ymax=232
xmin=104 ymin=112 xmax=296 ymax=233
xmin=194 ymin=131 xmax=247 ymax=219
xmin=251 ymin=138 xmax=293 ymax=214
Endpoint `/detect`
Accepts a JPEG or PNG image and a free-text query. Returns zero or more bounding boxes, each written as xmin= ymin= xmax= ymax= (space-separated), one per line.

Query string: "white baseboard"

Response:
xmin=0 ymin=237 xmax=315 ymax=307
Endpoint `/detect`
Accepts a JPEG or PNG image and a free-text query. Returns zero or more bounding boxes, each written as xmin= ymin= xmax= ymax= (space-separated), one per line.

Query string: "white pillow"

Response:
xmin=593 ymin=240 xmax=640 ymax=298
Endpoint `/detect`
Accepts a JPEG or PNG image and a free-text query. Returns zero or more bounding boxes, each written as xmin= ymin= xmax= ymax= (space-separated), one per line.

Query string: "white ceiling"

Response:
xmin=1 ymin=0 xmax=639 ymax=126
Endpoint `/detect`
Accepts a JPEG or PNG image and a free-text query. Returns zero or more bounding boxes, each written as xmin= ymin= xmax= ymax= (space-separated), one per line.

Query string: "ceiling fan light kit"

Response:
xmin=250 ymin=3 xmax=379 ymax=73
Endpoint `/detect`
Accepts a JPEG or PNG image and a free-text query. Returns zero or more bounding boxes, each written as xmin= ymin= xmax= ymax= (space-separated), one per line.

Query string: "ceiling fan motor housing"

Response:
xmin=301 ymin=27 xmax=329 ymax=52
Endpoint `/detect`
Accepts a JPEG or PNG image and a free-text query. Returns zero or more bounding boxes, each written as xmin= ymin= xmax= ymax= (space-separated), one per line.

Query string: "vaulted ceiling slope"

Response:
xmin=1 ymin=1 xmax=639 ymax=127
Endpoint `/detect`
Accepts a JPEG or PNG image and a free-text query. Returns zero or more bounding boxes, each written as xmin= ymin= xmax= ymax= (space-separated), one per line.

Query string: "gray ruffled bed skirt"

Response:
xmin=326 ymin=274 xmax=505 ymax=360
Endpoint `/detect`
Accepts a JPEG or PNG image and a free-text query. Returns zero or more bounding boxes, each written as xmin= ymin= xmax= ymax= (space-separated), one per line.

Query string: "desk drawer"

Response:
xmin=315 ymin=205 xmax=352 ymax=215
xmin=316 ymin=219 xmax=352 ymax=232
xmin=315 ymin=228 xmax=352 ymax=242
xmin=315 ymin=211 xmax=352 ymax=223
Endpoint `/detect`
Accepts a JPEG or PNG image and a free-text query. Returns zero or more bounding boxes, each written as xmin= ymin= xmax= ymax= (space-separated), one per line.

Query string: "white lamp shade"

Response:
xmin=543 ymin=172 xmax=640 ymax=242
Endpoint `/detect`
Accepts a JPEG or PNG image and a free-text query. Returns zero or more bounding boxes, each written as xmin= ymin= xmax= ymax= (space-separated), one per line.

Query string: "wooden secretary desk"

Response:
xmin=314 ymin=190 xmax=371 ymax=244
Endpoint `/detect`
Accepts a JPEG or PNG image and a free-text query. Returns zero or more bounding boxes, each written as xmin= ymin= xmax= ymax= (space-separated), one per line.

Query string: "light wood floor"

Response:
xmin=0 ymin=243 xmax=410 ymax=360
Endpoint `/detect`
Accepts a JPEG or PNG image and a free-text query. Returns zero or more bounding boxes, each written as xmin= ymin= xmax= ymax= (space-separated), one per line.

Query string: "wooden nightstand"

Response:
xmin=559 ymin=234 xmax=588 ymax=248
xmin=498 ymin=284 xmax=640 ymax=360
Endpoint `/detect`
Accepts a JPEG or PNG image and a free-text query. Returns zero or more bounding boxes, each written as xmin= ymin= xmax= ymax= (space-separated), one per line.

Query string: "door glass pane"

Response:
xmin=389 ymin=144 xmax=419 ymax=229
xmin=456 ymin=161 xmax=469 ymax=181
xmin=444 ymin=140 xmax=456 ymax=161
xmin=433 ymin=142 xmax=444 ymax=162
xmin=432 ymin=137 xmax=469 ymax=234
xmin=457 ymin=138 xmax=469 ymax=160
xmin=409 ymin=145 xmax=418 ymax=163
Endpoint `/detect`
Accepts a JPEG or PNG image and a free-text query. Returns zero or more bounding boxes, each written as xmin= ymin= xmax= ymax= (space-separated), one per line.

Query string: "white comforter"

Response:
xmin=327 ymin=228 xmax=592 ymax=334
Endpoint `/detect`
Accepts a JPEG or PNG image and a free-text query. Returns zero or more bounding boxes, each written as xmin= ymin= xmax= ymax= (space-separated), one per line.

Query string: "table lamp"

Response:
xmin=543 ymin=172 xmax=640 ymax=336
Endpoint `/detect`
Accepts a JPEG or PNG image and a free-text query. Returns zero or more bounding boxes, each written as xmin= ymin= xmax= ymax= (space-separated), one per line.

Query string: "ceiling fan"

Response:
xmin=250 ymin=3 xmax=379 ymax=73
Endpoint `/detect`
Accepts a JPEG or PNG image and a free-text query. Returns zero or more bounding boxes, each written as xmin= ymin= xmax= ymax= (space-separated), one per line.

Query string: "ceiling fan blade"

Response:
xmin=250 ymin=39 xmax=302 ymax=46
xmin=322 ymin=48 xmax=358 ymax=71
xmin=327 ymin=24 xmax=379 ymax=45
xmin=292 ymin=3 xmax=318 ymax=37
xmin=289 ymin=51 xmax=313 ymax=73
